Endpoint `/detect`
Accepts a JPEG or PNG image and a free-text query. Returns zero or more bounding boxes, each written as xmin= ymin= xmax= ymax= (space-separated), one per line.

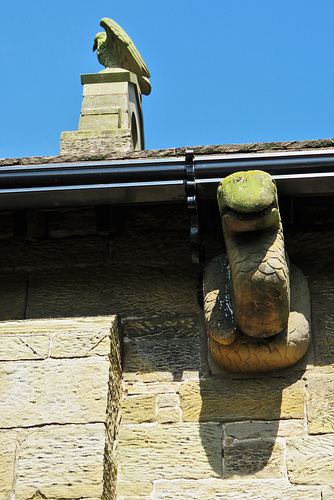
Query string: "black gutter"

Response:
xmin=0 ymin=149 xmax=333 ymax=210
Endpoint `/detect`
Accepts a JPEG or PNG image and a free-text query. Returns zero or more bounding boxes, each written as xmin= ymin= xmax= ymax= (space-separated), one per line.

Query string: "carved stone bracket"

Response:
xmin=203 ymin=170 xmax=311 ymax=372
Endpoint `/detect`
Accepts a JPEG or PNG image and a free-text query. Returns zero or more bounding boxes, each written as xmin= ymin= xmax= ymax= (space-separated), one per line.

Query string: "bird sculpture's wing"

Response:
xmin=100 ymin=18 xmax=151 ymax=78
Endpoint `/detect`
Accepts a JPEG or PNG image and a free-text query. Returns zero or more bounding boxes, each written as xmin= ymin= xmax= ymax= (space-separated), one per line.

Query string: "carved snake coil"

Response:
xmin=204 ymin=170 xmax=310 ymax=372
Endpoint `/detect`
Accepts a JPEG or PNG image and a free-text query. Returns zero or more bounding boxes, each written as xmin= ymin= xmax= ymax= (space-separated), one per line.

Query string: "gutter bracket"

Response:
xmin=185 ymin=149 xmax=204 ymax=307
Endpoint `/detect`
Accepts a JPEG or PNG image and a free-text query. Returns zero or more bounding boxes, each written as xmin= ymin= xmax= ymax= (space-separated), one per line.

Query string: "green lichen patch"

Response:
xmin=217 ymin=170 xmax=277 ymax=214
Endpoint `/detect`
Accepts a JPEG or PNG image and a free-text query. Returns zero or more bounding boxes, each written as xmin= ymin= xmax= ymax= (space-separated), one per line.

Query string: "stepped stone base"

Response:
xmin=60 ymin=129 xmax=132 ymax=156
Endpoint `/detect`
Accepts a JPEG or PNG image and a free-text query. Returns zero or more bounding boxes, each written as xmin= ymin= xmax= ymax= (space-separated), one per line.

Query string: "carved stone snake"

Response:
xmin=204 ymin=170 xmax=310 ymax=372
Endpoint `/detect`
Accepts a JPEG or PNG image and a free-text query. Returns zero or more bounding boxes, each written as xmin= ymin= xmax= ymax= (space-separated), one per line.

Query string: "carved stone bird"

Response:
xmin=93 ymin=17 xmax=151 ymax=95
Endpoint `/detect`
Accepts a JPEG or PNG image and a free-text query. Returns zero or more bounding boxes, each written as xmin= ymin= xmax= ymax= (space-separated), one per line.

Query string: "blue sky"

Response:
xmin=1 ymin=0 xmax=333 ymax=158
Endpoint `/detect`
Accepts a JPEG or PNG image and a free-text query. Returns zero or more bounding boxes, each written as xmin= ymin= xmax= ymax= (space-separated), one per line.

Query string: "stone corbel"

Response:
xmin=203 ymin=170 xmax=311 ymax=372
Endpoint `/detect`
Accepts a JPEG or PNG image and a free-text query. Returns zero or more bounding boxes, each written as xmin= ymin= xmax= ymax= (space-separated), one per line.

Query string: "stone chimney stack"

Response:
xmin=60 ymin=18 xmax=150 ymax=156
xmin=60 ymin=69 xmax=145 ymax=155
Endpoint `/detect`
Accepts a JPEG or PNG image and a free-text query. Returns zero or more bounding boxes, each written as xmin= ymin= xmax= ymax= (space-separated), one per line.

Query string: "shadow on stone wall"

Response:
xmin=197 ymin=368 xmax=306 ymax=477
xmin=121 ymin=310 xmax=308 ymax=479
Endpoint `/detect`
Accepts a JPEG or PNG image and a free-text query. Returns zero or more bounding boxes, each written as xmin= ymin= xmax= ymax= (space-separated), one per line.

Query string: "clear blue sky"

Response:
xmin=1 ymin=0 xmax=333 ymax=158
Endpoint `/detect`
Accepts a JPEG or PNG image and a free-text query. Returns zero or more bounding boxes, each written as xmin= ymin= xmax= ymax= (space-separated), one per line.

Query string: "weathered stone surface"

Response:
xmin=180 ymin=377 xmax=304 ymax=422
xmin=105 ymin=318 xmax=122 ymax=500
xmin=306 ymin=372 xmax=334 ymax=434
xmin=157 ymin=393 xmax=179 ymax=408
xmin=122 ymin=315 xmax=200 ymax=382
xmin=26 ymin=265 xmax=197 ymax=319
xmin=157 ymin=407 xmax=181 ymax=424
xmin=123 ymin=382 xmax=178 ymax=396
xmin=82 ymin=81 xmax=131 ymax=95
xmin=121 ymin=395 xmax=156 ymax=424
xmin=79 ymin=113 xmax=121 ymax=131
xmin=286 ymin=231 xmax=334 ymax=275
xmin=0 ymin=358 xmax=109 ymax=427
xmin=111 ymin=229 xmax=190 ymax=267
xmin=154 ymin=479 xmax=322 ymax=499
xmin=117 ymin=423 xmax=222 ymax=480
xmin=0 ymin=429 xmax=17 ymax=498
xmin=50 ymin=316 xmax=114 ymax=358
xmin=2 ymin=138 xmax=333 ymax=168
xmin=312 ymin=312 xmax=334 ymax=365
xmin=122 ymin=205 xmax=189 ymax=233
xmin=312 ymin=274 xmax=334 ymax=311
xmin=122 ymin=315 xmax=199 ymax=340
xmin=0 ymin=213 xmax=13 ymax=239
xmin=0 ymin=316 xmax=115 ymax=360
xmin=14 ymin=146 xmax=177 ymax=166
xmin=48 ymin=208 xmax=97 ymax=238
xmin=176 ymin=138 xmax=334 ymax=156
xmin=156 ymin=393 xmax=181 ymax=423
xmin=60 ymin=129 xmax=132 ymax=155
xmin=225 ymin=419 xmax=305 ymax=442
xmin=287 ymin=434 xmax=334 ymax=485
xmin=323 ymin=486 xmax=334 ymax=500
xmin=0 ymin=271 xmax=28 ymax=320
xmin=0 ymin=331 xmax=49 ymax=361
xmin=223 ymin=439 xmax=285 ymax=478
xmin=0 ymin=235 xmax=109 ymax=272
xmin=81 ymin=94 xmax=128 ymax=113
xmin=15 ymin=424 xmax=105 ymax=500
xmin=117 ymin=481 xmax=154 ymax=499
xmin=205 ymin=260 xmax=311 ymax=373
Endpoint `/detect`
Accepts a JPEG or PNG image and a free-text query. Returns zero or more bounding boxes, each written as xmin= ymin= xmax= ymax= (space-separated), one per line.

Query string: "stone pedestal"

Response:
xmin=60 ymin=69 xmax=145 ymax=155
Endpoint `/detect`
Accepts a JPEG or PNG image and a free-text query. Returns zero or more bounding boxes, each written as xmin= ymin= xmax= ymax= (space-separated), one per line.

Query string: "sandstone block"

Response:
xmin=117 ymin=481 xmax=154 ymax=499
xmin=123 ymin=382 xmax=178 ymax=397
xmin=26 ymin=265 xmax=197 ymax=319
xmin=59 ymin=129 xmax=132 ymax=156
xmin=0 ymin=271 xmax=28 ymax=320
xmin=306 ymin=372 xmax=334 ymax=434
xmin=225 ymin=419 xmax=305 ymax=442
xmin=156 ymin=393 xmax=181 ymax=423
xmin=312 ymin=275 xmax=334 ymax=311
xmin=117 ymin=423 xmax=222 ymax=480
xmin=0 ymin=332 xmax=49 ymax=361
xmin=15 ymin=424 xmax=106 ymax=500
xmin=83 ymin=81 xmax=131 ymax=96
xmin=154 ymin=479 xmax=322 ymax=499
xmin=286 ymin=231 xmax=334 ymax=275
xmin=287 ymin=434 xmax=334 ymax=484
xmin=0 ymin=235 xmax=109 ymax=272
xmin=48 ymin=208 xmax=97 ymax=238
xmin=157 ymin=408 xmax=182 ymax=424
xmin=312 ymin=312 xmax=334 ymax=365
xmin=157 ymin=394 xmax=179 ymax=408
xmin=0 ymin=316 xmax=115 ymax=361
xmin=121 ymin=395 xmax=156 ymax=424
xmin=180 ymin=377 xmax=304 ymax=422
xmin=0 ymin=357 xmax=110 ymax=428
xmin=79 ymin=113 xmax=121 ymax=131
xmin=322 ymin=486 xmax=334 ymax=500
xmin=111 ymin=229 xmax=190 ymax=267
xmin=50 ymin=316 xmax=114 ymax=358
xmin=81 ymin=94 xmax=128 ymax=113
xmin=0 ymin=430 xmax=17 ymax=498
xmin=223 ymin=439 xmax=285 ymax=478
xmin=122 ymin=315 xmax=200 ymax=382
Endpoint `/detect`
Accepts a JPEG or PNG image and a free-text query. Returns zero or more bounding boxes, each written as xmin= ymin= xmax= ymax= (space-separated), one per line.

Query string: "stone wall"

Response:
xmin=0 ymin=158 xmax=333 ymax=499
xmin=117 ymin=224 xmax=334 ymax=498
xmin=0 ymin=316 xmax=121 ymax=499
